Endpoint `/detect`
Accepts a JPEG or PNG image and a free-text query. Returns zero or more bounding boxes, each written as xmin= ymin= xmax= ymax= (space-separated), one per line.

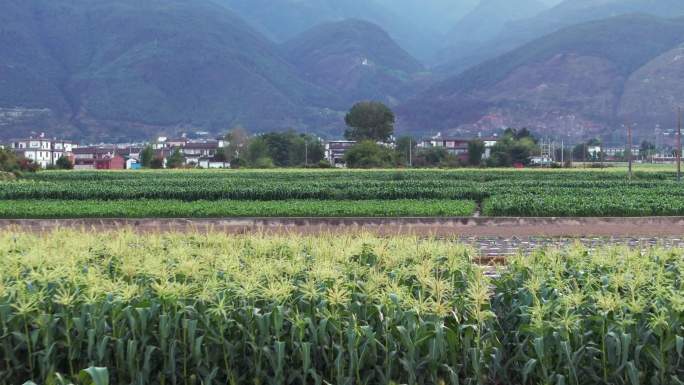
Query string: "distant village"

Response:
xmin=3 ymin=129 xmax=682 ymax=170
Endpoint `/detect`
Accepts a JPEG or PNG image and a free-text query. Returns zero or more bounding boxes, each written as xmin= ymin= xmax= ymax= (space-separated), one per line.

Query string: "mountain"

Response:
xmin=213 ymin=0 xmax=443 ymax=61
xmin=372 ymin=0 xmax=479 ymax=33
xmin=438 ymin=0 xmax=684 ymax=76
xmin=0 ymin=0 xmax=343 ymax=142
xmin=399 ymin=14 xmax=684 ymax=141
xmin=619 ymin=45 xmax=684 ymax=129
xmin=436 ymin=0 xmax=548 ymax=70
xmin=448 ymin=0 xmax=547 ymax=45
xmin=282 ymin=20 xmax=425 ymax=106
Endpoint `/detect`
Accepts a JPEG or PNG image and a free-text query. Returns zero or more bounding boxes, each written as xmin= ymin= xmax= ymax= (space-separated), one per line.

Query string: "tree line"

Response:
xmin=205 ymin=101 xmax=540 ymax=169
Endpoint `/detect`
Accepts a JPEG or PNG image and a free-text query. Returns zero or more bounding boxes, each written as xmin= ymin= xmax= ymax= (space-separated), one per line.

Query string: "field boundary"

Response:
xmin=3 ymin=217 xmax=684 ymax=236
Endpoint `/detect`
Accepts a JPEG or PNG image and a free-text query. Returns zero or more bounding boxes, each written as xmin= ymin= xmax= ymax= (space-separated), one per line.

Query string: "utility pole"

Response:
xmin=561 ymin=139 xmax=564 ymax=166
xmin=678 ymin=107 xmax=682 ymax=182
xmin=627 ymin=123 xmax=633 ymax=180
xmin=409 ymin=138 xmax=413 ymax=168
xmin=304 ymin=128 xmax=309 ymax=167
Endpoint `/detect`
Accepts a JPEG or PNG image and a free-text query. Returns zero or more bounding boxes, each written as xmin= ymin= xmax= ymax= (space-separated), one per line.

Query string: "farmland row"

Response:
xmin=0 ymin=199 xmax=476 ymax=218
xmin=1 ymin=231 xmax=681 ymax=384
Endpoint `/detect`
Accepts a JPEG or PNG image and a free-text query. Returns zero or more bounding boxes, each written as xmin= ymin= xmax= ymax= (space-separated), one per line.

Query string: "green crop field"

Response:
xmin=1 ymin=231 xmax=682 ymax=384
xmin=2 ymin=168 xmax=684 ymax=217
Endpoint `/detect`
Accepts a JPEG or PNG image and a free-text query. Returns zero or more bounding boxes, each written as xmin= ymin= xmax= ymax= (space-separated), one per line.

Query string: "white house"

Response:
xmin=198 ymin=159 xmax=230 ymax=169
xmin=10 ymin=134 xmax=76 ymax=168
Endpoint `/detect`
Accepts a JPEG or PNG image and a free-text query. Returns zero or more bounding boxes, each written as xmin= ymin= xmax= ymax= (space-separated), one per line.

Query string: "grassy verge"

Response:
xmin=0 ymin=199 xmax=477 ymax=218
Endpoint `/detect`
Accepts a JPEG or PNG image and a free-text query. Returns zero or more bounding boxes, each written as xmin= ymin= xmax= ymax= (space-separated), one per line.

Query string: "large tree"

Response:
xmin=488 ymin=129 xmax=539 ymax=166
xmin=344 ymin=102 xmax=395 ymax=142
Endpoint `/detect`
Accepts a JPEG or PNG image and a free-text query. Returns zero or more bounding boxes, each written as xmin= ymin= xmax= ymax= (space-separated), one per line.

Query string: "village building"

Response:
xmin=9 ymin=133 xmax=76 ymax=168
xmin=325 ymin=140 xmax=356 ymax=167
xmin=418 ymin=135 xmax=499 ymax=162
xmin=73 ymin=147 xmax=125 ymax=170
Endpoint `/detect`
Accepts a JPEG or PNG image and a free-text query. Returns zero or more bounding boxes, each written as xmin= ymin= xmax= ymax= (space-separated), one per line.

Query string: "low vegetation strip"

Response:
xmin=0 ymin=199 xmax=476 ymax=218
xmin=0 ymin=231 xmax=682 ymax=384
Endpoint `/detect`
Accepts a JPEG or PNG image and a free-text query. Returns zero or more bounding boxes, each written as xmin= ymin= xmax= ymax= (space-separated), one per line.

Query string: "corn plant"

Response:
xmin=0 ymin=230 xmax=491 ymax=385
xmin=493 ymin=246 xmax=684 ymax=385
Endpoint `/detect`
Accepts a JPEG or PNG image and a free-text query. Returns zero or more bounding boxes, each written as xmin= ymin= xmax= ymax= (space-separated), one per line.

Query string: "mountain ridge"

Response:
xmin=437 ymin=0 xmax=684 ymax=77
xmin=400 ymin=14 xmax=684 ymax=141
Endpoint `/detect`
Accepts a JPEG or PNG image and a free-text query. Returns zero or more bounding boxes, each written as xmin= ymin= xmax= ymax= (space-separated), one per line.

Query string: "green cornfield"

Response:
xmin=3 ymin=168 xmax=684 ymax=217
xmin=1 ymin=230 xmax=683 ymax=384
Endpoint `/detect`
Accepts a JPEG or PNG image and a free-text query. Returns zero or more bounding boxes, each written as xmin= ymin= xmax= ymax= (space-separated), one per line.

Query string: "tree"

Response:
xmin=140 ymin=146 xmax=155 ymax=168
xmin=488 ymin=133 xmax=538 ymax=167
xmin=587 ymin=138 xmax=601 ymax=146
xmin=245 ymin=137 xmax=271 ymax=167
xmin=150 ymin=157 xmax=164 ymax=169
xmin=55 ymin=156 xmax=73 ymax=170
xmin=413 ymin=147 xmax=459 ymax=168
xmin=572 ymin=144 xmax=589 ymax=162
xmin=344 ymin=102 xmax=395 ymax=142
xmin=343 ymin=141 xmax=395 ymax=168
xmin=0 ymin=148 xmax=21 ymax=173
xmin=289 ymin=134 xmax=324 ymax=166
xmin=467 ymin=140 xmax=485 ymax=166
xmin=504 ymin=128 xmax=537 ymax=143
xmin=640 ymin=140 xmax=656 ymax=160
xmin=253 ymin=157 xmax=275 ymax=168
xmin=245 ymin=131 xmax=325 ymax=167
xmin=230 ymin=157 xmax=247 ymax=169
xmin=224 ymin=127 xmax=250 ymax=161
xmin=261 ymin=132 xmax=293 ymax=167
xmin=166 ymin=148 xmax=185 ymax=169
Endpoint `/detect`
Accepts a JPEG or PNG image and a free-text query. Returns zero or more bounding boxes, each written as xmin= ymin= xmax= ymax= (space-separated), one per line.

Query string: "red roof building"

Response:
xmin=95 ymin=155 xmax=125 ymax=170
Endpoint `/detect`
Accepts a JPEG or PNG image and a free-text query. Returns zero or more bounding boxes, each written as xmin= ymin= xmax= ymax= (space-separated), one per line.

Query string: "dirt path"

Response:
xmin=2 ymin=217 xmax=684 ymax=237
